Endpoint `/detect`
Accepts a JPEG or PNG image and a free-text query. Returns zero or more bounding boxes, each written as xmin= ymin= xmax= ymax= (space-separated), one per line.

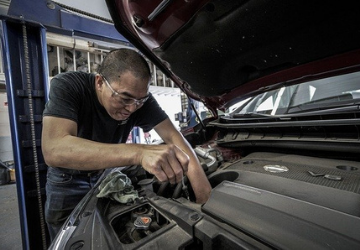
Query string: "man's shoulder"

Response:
xmin=51 ymin=71 xmax=95 ymax=91
xmin=45 ymin=72 xmax=97 ymax=121
xmin=52 ymin=71 xmax=94 ymax=82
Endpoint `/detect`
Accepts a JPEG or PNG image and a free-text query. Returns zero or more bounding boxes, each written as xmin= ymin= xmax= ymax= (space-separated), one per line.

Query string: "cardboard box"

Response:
xmin=9 ymin=169 xmax=15 ymax=182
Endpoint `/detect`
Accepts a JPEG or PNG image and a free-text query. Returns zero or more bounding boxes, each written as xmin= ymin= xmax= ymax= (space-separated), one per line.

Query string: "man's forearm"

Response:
xmin=187 ymin=158 xmax=212 ymax=203
xmin=163 ymin=132 xmax=211 ymax=202
xmin=154 ymin=119 xmax=212 ymax=203
xmin=42 ymin=135 xmax=143 ymax=170
xmin=43 ymin=134 xmax=191 ymax=185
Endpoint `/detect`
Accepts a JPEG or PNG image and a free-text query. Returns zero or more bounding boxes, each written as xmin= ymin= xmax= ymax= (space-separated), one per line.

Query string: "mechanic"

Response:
xmin=41 ymin=48 xmax=211 ymax=240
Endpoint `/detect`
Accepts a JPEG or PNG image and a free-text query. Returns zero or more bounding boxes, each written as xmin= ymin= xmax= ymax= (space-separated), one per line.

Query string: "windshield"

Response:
xmin=231 ymin=71 xmax=360 ymax=116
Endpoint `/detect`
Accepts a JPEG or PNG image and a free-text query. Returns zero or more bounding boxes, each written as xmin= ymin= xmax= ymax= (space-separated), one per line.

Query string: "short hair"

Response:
xmin=97 ymin=48 xmax=151 ymax=83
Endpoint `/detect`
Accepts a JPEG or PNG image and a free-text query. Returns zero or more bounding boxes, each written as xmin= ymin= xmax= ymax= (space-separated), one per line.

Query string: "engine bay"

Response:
xmin=57 ymin=135 xmax=360 ymax=250
xmin=51 ymin=112 xmax=360 ymax=250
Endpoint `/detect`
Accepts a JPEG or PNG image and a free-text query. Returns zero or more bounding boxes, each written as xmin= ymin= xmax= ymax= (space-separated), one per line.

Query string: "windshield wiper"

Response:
xmin=287 ymin=104 xmax=360 ymax=116
xmin=287 ymin=95 xmax=360 ymax=113
xmin=231 ymin=112 xmax=276 ymax=118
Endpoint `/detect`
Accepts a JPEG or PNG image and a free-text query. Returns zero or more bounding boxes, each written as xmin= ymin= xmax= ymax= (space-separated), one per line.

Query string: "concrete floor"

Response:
xmin=0 ymin=182 xmax=23 ymax=250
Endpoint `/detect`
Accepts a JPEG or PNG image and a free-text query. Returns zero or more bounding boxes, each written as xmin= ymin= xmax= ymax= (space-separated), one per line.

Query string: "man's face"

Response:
xmin=96 ymin=71 xmax=150 ymax=121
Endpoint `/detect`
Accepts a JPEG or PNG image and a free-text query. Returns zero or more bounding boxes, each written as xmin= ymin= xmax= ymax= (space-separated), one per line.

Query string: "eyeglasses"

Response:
xmin=100 ymin=74 xmax=149 ymax=106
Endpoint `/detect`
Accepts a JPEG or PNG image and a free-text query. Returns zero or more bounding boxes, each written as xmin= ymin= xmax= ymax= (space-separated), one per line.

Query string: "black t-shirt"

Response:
xmin=43 ymin=71 xmax=168 ymax=144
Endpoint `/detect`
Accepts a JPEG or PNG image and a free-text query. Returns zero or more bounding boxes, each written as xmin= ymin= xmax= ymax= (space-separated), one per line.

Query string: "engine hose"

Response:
xmin=157 ymin=182 xmax=169 ymax=196
xmin=172 ymin=182 xmax=183 ymax=199
xmin=194 ymin=147 xmax=217 ymax=167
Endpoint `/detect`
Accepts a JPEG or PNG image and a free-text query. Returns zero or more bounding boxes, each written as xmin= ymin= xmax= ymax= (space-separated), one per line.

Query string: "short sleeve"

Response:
xmin=43 ymin=75 xmax=81 ymax=123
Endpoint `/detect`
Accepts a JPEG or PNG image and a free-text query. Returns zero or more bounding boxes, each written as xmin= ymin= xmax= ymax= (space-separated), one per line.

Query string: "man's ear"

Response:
xmin=95 ymin=74 xmax=104 ymax=91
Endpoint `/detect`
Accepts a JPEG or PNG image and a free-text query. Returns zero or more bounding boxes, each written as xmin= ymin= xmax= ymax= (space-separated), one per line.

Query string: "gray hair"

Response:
xmin=98 ymin=48 xmax=151 ymax=83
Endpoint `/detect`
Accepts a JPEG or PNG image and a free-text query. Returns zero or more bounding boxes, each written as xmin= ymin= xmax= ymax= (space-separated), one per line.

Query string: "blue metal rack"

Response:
xmin=1 ymin=16 xmax=50 ymax=249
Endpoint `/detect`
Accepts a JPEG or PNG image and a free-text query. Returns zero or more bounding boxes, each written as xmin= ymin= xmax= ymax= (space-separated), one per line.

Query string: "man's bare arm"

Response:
xmin=154 ymin=119 xmax=212 ymax=204
xmin=42 ymin=116 xmax=191 ymax=184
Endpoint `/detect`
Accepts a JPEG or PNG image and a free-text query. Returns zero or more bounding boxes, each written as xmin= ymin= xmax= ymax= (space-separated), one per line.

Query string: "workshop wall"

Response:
xmin=0 ymin=92 xmax=13 ymax=162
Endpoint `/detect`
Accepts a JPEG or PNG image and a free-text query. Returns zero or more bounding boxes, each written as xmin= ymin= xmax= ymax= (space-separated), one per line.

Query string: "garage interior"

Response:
xmin=0 ymin=1 xmax=207 ymax=249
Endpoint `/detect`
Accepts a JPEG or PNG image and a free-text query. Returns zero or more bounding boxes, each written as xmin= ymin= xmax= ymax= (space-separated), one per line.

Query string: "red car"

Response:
xmin=50 ymin=1 xmax=360 ymax=249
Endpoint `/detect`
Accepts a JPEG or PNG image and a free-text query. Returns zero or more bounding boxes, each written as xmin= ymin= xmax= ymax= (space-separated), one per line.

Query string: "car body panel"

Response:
xmin=49 ymin=1 xmax=360 ymax=249
xmin=106 ymin=0 xmax=360 ymax=113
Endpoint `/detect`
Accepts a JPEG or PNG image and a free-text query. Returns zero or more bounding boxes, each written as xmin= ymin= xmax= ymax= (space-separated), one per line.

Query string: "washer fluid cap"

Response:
xmin=263 ymin=165 xmax=289 ymax=173
xmin=134 ymin=216 xmax=152 ymax=230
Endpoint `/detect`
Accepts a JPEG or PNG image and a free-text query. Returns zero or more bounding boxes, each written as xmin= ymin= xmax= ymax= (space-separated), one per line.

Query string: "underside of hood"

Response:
xmin=106 ymin=0 xmax=360 ymax=110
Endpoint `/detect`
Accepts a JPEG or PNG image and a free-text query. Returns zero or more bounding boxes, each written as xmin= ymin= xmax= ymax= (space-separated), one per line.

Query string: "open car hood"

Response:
xmin=105 ymin=0 xmax=360 ymax=113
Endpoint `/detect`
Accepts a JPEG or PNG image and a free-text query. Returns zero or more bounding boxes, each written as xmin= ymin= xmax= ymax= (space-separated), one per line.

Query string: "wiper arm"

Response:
xmin=231 ymin=112 xmax=274 ymax=118
xmin=287 ymin=95 xmax=360 ymax=113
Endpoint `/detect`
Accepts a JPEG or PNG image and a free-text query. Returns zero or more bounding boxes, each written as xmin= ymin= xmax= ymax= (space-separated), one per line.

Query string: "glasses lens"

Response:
xmin=122 ymin=98 xmax=136 ymax=105
xmin=115 ymin=95 xmax=148 ymax=106
xmin=101 ymin=74 xmax=149 ymax=106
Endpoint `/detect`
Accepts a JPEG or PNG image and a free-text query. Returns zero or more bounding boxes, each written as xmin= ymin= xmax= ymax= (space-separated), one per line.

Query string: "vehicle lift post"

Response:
xmin=2 ymin=1 xmax=131 ymax=248
xmin=1 ymin=16 xmax=50 ymax=249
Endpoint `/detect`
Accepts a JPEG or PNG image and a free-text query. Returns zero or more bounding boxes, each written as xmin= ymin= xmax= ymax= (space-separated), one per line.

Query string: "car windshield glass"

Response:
xmin=231 ymin=71 xmax=360 ymax=116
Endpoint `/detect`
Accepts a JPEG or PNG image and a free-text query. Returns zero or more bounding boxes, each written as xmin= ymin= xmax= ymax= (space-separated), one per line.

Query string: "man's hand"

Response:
xmin=154 ymin=118 xmax=212 ymax=204
xmin=139 ymin=144 xmax=189 ymax=184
